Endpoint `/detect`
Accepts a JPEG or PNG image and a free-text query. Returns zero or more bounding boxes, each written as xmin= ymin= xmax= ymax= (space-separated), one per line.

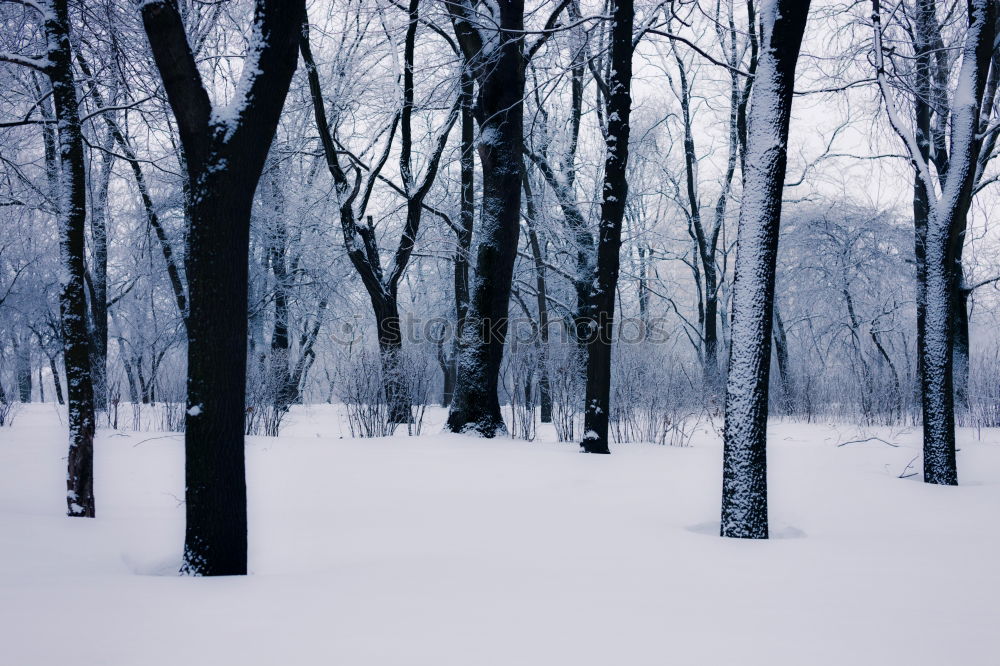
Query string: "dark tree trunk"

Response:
xmin=48 ymin=353 xmax=65 ymax=406
xmin=143 ymin=0 xmax=304 ymax=575
xmin=440 ymin=67 xmax=476 ymax=411
xmin=580 ymin=0 xmax=633 ymax=455
xmin=45 ymin=0 xmax=97 ymax=518
xmin=899 ymin=0 xmax=995 ymax=485
xmin=266 ymin=171 xmax=294 ymax=411
xmin=445 ymin=0 xmax=526 ymax=437
xmin=950 ymin=205 xmax=970 ymax=413
xmin=910 ymin=0 xmax=933 ymax=436
xmin=720 ymin=0 xmax=809 ymax=539
xmin=374 ymin=294 xmax=411 ymax=424
xmin=454 ymin=66 xmax=475 ymax=360
xmin=438 ymin=336 xmax=456 ymax=407
xmin=952 ymin=282 xmax=970 ymax=411
xmin=87 ymin=130 xmax=114 ymax=412
xmin=13 ymin=336 xmax=31 ymax=402
xmin=674 ymin=50 xmax=720 ymax=395
xmin=637 ymin=243 xmax=649 ymax=329
xmin=772 ymin=302 xmax=793 ymax=414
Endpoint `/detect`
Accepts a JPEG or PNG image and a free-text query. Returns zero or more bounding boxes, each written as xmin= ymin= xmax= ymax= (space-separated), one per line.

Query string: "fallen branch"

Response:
xmin=838 ymin=436 xmax=899 ymax=448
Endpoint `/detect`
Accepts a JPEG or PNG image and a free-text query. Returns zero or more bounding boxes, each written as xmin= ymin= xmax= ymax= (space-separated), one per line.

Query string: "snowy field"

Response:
xmin=1 ymin=404 xmax=998 ymax=666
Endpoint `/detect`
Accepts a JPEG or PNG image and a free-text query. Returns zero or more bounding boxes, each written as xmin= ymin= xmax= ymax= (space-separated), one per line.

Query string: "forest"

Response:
xmin=1 ymin=0 xmax=999 ymax=664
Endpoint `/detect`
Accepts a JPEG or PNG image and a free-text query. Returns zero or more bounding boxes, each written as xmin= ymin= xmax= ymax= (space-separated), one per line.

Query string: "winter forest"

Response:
xmin=1 ymin=0 xmax=999 ymax=663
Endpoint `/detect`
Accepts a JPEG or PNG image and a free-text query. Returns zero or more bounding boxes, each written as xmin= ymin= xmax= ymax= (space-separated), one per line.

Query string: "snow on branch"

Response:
xmin=0 ymin=51 xmax=49 ymax=71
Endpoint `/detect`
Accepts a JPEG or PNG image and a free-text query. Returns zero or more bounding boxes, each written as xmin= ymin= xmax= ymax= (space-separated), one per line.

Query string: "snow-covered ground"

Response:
xmin=1 ymin=403 xmax=998 ymax=665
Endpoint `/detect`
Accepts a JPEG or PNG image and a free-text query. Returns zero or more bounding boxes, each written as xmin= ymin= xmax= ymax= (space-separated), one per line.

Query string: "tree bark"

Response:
xmin=720 ymin=0 xmax=809 ymax=538
xmin=772 ymin=301 xmax=793 ymax=414
xmin=44 ymin=0 xmax=97 ymax=518
xmin=48 ymin=352 xmax=65 ymax=406
xmin=143 ymin=0 xmax=304 ymax=575
xmin=580 ymin=0 xmax=633 ymax=455
xmin=904 ymin=0 xmax=995 ymax=484
xmin=445 ymin=0 xmax=526 ymax=437
xmin=13 ymin=335 xmax=32 ymax=402
xmin=265 ymin=170 xmax=294 ymax=410
xmin=87 ymin=128 xmax=114 ymax=412
xmin=952 ymin=282 xmax=970 ymax=412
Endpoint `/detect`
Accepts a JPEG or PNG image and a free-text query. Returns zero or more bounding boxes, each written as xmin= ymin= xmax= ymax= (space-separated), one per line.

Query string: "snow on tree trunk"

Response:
xmin=720 ymin=0 xmax=810 ymax=539
xmin=580 ymin=0 xmax=633 ymax=455
xmin=445 ymin=0 xmax=525 ymax=437
xmin=142 ymin=0 xmax=305 ymax=575
xmin=876 ymin=0 xmax=997 ymax=484
xmin=43 ymin=0 xmax=97 ymax=518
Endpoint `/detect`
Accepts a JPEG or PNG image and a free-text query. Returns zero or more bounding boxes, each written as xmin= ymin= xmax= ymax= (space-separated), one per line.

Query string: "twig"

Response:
xmin=838 ymin=436 xmax=899 ymax=448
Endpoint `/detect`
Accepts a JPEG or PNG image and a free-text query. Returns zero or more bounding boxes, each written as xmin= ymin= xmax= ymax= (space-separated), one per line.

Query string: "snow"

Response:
xmin=1 ymin=404 xmax=999 ymax=665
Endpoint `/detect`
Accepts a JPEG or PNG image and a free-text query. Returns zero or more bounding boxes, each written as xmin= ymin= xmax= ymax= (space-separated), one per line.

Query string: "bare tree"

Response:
xmin=444 ymin=0 xmax=527 ymax=436
xmin=871 ymin=0 xmax=998 ymax=484
xmin=720 ymin=0 xmax=810 ymax=539
xmin=580 ymin=0 xmax=634 ymax=455
xmin=0 ymin=0 xmax=100 ymax=516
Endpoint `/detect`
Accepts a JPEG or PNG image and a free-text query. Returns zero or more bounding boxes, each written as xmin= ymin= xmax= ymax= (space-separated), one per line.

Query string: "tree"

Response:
xmin=871 ymin=0 xmax=998 ymax=484
xmin=579 ymin=0 xmax=634 ymax=455
xmin=301 ymin=1 xmax=458 ymax=425
xmin=659 ymin=0 xmax=757 ymax=396
xmin=444 ymin=0 xmax=527 ymax=436
xmin=141 ymin=0 xmax=305 ymax=575
xmin=0 ymin=0 xmax=100 ymax=516
xmin=720 ymin=0 xmax=810 ymax=539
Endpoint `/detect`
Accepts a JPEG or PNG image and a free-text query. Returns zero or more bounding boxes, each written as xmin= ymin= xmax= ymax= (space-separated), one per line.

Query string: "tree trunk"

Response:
xmin=45 ymin=0 xmax=97 ymax=518
xmin=580 ymin=0 xmax=633 ymax=455
xmin=143 ymin=0 xmax=304 ymax=575
xmin=772 ymin=301 xmax=793 ymax=414
xmin=287 ymin=299 xmax=328 ymax=405
xmin=448 ymin=66 xmax=475 ymax=411
xmin=13 ymin=335 xmax=31 ymax=402
xmin=374 ymin=295 xmax=411 ymax=424
xmin=266 ymin=171 xmax=293 ymax=411
xmin=720 ymin=0 xmax=809 ymax=539
xmin=445 ymin=1 xmax=526 ymax=437
xmin=907 ymin=0 xmax=995 ymax=485
xmin=950 ymin=207 xmax=970 ymax=413
xmin=48 ymin=353 xmax=65 ymax=406
xmin=87 ymin=129 xmax=114 ymax=412
xmin=703 ymin=264 xmax=720 ymax=394
xmin=952 ymin=282 xmax=970 ymax=412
